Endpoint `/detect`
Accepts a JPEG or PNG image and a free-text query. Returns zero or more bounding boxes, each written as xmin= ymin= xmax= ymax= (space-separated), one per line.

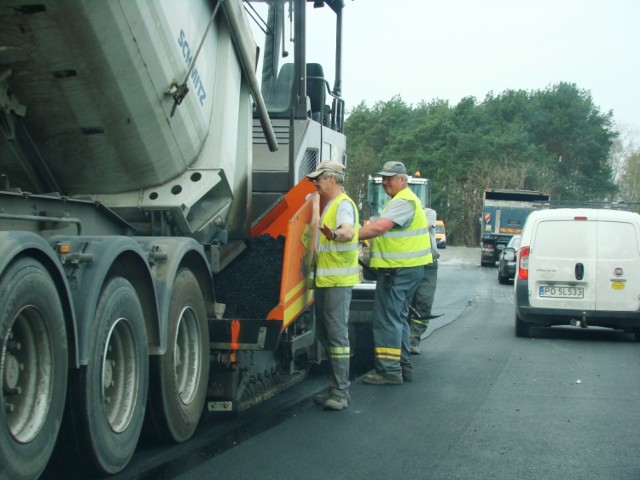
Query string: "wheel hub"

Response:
xmin=102 ymin=318 xmax=138 ymax=433
xmin=103 ymin=358 xmax=113 ymax=391
xmin=3 ymin=353 xmax=19 ymax=391
xmin=4 ymin=306 xmax=55 ymax=444
xmin=174 ymin=307 xmax=200 ymax=404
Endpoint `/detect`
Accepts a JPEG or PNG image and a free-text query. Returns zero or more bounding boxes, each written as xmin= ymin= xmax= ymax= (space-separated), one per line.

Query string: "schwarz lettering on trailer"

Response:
xmin=177 ymin=29 xmax=208 ymax=106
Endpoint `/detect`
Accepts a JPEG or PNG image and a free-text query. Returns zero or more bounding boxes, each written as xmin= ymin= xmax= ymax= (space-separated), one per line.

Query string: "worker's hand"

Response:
xmin=320 ymin=224 xmax=336 ymax=241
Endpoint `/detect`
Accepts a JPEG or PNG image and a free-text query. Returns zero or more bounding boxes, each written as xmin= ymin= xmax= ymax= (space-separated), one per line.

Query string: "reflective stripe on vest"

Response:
xmin=370 ymin=188 xmax=433 ymax=268
xmin=316 ymin=193 xmax=360 ymax=287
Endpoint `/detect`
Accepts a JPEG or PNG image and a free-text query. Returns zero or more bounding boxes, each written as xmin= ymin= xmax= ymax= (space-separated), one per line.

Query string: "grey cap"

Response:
xmin=307 ymin=160 xmax=345 ymax=179
xmin=377 ymin=161 xmax=407 ymax=176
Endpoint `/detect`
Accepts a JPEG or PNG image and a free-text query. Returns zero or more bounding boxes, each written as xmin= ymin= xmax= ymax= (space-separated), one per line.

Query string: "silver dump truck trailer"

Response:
xmin=0 ymin=1 xmax=349 ymax=478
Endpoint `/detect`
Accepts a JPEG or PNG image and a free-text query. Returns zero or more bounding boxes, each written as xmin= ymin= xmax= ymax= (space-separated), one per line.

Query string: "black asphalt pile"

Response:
xmin=213 ymin=235 xmax=285 ymax=319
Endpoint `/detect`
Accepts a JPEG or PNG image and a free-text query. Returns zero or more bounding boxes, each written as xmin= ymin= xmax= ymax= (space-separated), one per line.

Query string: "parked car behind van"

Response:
xmin=435 ymin=220 xmax=446 ymax=249
xmin=498 ymin=234 xmax=520 ymax=284
xmin=514 ymin=208 xmax=640 ymax=340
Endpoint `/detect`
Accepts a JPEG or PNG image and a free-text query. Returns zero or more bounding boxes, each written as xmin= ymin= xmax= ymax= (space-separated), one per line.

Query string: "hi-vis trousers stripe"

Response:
xmin=412 ymin=318 xmax=429 ymax=327
xmin=374 ymin=346 xmax=401 ymax=361
xmin=328 ymin=346 xmax=351 ymax=359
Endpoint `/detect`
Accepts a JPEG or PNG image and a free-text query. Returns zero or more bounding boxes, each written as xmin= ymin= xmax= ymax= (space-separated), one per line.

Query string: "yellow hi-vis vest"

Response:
xmin=370 ymin=188 xmax=432 ymax=268
xmin=316 ymin=193 xmax=360 ymax=287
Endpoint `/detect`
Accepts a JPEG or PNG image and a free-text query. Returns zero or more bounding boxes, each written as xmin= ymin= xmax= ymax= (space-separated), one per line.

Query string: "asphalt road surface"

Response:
xmin=46 ymin=247 xmax=640 ymax=480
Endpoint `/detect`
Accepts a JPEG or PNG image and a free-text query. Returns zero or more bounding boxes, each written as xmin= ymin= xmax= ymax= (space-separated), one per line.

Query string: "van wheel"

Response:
xmin=515 ymin=313 xmax=530 ymax=338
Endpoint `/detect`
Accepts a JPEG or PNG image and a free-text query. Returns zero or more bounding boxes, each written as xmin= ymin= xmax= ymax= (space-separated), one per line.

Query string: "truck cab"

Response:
xmin=366 ymin=175 xmax=430 ymax=220
xmin=250 ymin=0 xmax=347 ymax=220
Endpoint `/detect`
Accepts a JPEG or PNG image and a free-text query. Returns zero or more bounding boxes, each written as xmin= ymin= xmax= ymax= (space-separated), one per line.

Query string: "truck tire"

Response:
xmin=515 ymin=313 xmax=530 ymax=338
xmin=0 ymin=257 xmax=67 ymax=480
xmin=145 ymin=269 xmax=209 ymax=444
xmin=58 ymin=276 xmax=148 ymax=476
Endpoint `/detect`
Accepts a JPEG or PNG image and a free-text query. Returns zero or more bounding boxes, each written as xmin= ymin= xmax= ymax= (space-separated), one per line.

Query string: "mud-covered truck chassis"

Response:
xmin=0 ymin=1 xmax=349 ymax=478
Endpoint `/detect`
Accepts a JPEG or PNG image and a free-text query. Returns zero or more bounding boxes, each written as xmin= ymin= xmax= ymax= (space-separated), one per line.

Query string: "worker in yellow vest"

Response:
xmin=307 ymin=160 xmax=359 ymax=410
xmin=358 ymin=161 xmax=432 ymax=384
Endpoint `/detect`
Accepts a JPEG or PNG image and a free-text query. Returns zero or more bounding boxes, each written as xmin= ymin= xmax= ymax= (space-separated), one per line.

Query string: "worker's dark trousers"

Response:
xmin=410 ymin=260 xmax=438 ymax=345
xmin=314 ymin=286 xmax=353 ymax=393
xmin=372 ymin=265 xmax=424 ymax=375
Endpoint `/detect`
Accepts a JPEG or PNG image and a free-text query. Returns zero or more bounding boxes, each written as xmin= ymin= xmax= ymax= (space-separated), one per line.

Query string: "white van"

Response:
xmin=514 ymin=208 xmax=640 ymax=340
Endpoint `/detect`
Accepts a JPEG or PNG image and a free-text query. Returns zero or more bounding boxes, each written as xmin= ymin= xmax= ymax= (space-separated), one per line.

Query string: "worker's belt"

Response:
xmin=378 ymin=268 xmax=398 ymax=275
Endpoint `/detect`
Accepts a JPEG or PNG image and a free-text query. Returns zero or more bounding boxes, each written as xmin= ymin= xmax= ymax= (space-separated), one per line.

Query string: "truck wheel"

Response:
xmin=60 ymin=276 xmax=148 ymax=476
xmin=0 ymin=258 xmax=67 ymax=480
xmin=146 ymin=269 xmax=209 ymax=444
xmin=515 ymin=313 xmax=530 ymax=338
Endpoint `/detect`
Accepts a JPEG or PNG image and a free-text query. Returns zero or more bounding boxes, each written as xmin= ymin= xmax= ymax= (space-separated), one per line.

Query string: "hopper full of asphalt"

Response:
xmin=213 ymin=235 xmax=285 ymax=319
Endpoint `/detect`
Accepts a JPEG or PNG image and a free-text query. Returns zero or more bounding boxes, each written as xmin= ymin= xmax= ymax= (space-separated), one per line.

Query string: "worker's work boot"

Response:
xmin=313 ymin=391 xmax=330 ymax=405
xmin=314 ymin=389 xmax=350 ymax=406
xmin=323 ymin=391 xmax=349 ymax=411
xmin=362 ymin=371 xmax=403 ymax=385
xmin=410 ymin=337 xmax=421 ymax=355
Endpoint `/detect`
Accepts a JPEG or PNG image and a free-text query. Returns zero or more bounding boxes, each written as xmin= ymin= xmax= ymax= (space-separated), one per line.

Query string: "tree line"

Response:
xmin=342 ymin=81 xmax=638 ymax=246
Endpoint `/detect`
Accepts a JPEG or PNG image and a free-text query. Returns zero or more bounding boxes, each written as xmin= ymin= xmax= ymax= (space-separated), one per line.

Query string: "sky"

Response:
xmin=309 ymin=0 xmax=640 ymax=137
